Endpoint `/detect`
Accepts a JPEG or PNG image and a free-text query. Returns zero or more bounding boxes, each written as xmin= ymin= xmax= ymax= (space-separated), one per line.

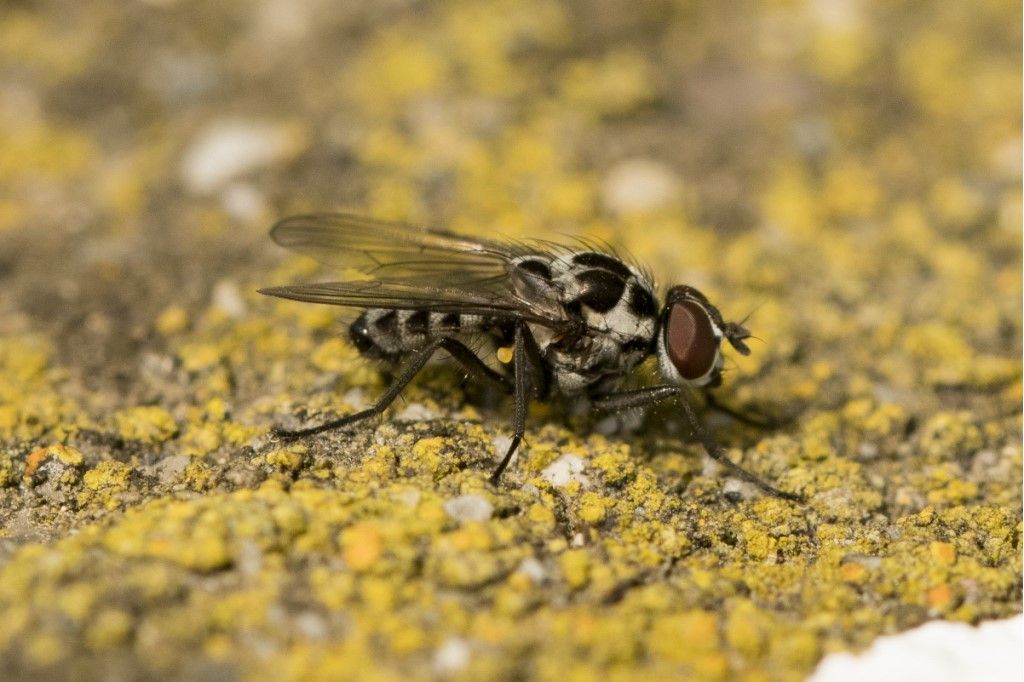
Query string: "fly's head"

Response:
xmin=657 ymin=285 xmax=752 ymax=389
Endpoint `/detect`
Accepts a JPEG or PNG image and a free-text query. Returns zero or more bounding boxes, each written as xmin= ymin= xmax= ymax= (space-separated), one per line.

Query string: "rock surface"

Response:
xmin=0 ymin=1 xmax=1019 ymax=679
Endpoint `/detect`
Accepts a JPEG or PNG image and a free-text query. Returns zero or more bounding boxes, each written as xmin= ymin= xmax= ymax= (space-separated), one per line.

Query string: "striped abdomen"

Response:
xmin=349 ymin=309 xmax=493 ymax=360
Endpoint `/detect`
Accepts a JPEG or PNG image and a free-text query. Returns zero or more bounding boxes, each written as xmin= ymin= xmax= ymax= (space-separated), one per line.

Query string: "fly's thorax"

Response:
xmin=513 ymin=251 xmax=659 ymax=395
xmin=513 ymin=251 xmax=658 ymax=343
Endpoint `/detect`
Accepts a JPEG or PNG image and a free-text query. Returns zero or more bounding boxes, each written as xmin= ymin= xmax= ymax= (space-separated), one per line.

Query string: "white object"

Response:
xmin=443 ymin=495 xmax=493 ymax=524
xmin=181 ymin=119 xmax=301 ymax=194
xmin=211 ymin=279 xmax=247 ymax=318
xmin=516 ymin=557 xmax=547 ymax=584
xmin=602 ymin=158 xmax=680 ymax=215
xmin=809 ymin=616 xmax=1023 ymax=682
xmin=540 ymin=454 xmax=588 ymax=487
xmin=433 ymin=637 xmax=471 ymax=675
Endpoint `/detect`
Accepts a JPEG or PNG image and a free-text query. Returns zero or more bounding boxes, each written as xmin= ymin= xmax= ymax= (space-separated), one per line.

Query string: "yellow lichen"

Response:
xmin=78 ymin=461 xmax=132 ymax=509
xmin=155 ymin=306 xmax=189 ymax=336
xmin=85 ymin=609 xmax=134 ymax=650
xmin=577 ymin=492 xmax=610 ymax=525
xmin=265 ymin=445 xmax=307 ymax=473
xmin=113 ymin=406 xmax=178 ymax=444
xmin=559 ymin=550 xmax=591 ymax=590
xmin=0 ymin=0 xmax=1018 ymax=678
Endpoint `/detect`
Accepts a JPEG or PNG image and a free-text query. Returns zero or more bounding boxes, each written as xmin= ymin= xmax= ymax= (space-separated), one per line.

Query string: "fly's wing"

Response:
xmin=267 ymin=213 xmax=510 ymax=283
xmin=259 ymin=279 xmax=555 ymax=322
xmin=261 ymin=213 xmax=567 ymax=327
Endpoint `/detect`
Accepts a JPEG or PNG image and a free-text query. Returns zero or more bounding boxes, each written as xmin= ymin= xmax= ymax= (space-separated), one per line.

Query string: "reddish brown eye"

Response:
xmin=665 ymin=301 xmax=718 ymax=380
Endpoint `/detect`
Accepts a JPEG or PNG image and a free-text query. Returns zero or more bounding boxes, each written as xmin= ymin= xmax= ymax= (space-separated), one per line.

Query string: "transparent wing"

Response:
xmin=263 ymin=213 xmax=568 ymax=327
xmin=269 ymin=213 xmax=521 ymax=284
xmin=260 ymin=279 xmax=556 ymax=322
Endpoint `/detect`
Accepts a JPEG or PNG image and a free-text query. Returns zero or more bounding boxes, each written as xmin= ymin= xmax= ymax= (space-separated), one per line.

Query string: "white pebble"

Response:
xmin=516 ymin=557 xmax=547 ymax=584
xmin=433 ymin=637 xmax=470 ymax=675
xmin=492 ymin=434 xmax=514 ymax=459
xmin=809 ymin=616 xmax=1023 ymax=682
xmin=153 ymin=455 xmax=189 ymax=485
xmin=220 ymin=181 xmax=267 ymax=222
xmin=602 ymin=158 xmax=680 ymax=215
xmin=293 ymin=611 xmax=327 ymax=640
xmin=721 ymin=478 xmax=746 ymax=498
xmin=253 ymin=0 xmax=314 ymax=44
xmin=809 ymin=0 xmax=861 ymax=29
xmin=443 ymin=495 xmax=493 ymax=524
xmin=541 ymin=455 xmax=588 ymax=487
xmin=211 ymin=279 xmax=247 ymax=319
xmin=393 ymin=402 xmax=437 ymax=422
xmin=181 ymin=119 xmax=304 ymax=195
xmin=392 ymin=487 xmax=421 ymax=509
xmin=342 ymin=388 xmax=366 ymax=409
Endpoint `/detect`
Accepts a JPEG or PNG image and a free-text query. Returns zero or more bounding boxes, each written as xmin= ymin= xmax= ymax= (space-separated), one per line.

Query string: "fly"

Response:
xmin=260 ymin=213 xmax=800 ymax=500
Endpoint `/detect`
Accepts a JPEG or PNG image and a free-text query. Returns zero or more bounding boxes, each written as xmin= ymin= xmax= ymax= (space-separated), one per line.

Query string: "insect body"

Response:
xmin=260 ymin=213 xmax=798 ymax=500
xmin=350 ymin=251 xmax=657 ymax=396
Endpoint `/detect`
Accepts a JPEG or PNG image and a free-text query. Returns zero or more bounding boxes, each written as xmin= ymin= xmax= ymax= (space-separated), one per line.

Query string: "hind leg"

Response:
xmin=275 ymin=337 xmax=512 ymax=438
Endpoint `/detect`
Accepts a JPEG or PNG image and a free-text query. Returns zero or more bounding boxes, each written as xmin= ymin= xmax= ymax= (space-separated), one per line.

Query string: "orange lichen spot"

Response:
xmin=928 ymin=541 xmax=957 ymax=566
xmin=926 ymin=583 xmax=954 ymax=610
xmin=526 ymin=503 xmax=555 ymax=529
xmin=648 ymin=610 xmax=721 ymax=662
xmin=85 ymin=609 xmax=133 ymax=650
xmin=839 ymin=563 xmax=868 ymax=584
xmin=341 ymin=523 xmax=384 ymax=572
xmin=23 ymin=447 xmax=48 ymax=478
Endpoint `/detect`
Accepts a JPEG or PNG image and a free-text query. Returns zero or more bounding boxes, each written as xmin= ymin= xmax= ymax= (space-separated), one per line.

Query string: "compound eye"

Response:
xmin=665 ymin=300 xmax=718 ymax=381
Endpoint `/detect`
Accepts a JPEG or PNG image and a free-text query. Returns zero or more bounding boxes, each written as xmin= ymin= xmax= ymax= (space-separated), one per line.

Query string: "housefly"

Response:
xmin=260 ymin=213 xmax=799 ymax=500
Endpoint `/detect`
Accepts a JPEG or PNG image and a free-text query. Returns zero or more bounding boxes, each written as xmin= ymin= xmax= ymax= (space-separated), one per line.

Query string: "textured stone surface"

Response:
xmin=0 ymin=1 xmax=1020 ymax=679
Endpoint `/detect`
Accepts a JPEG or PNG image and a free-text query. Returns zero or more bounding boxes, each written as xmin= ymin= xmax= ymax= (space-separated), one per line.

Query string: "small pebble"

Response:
xmin=433 ymin=637 xmax=470 ymax=675
xmin=443 ymin=495 xmax=493 ymax=524
xmin=212 ymin=280 xmax=247 ymax=319
xmin=220 ymin=182 xmax=267 ymax=222
xmin=541 ymin=455 xmax=588 ymax=487
xmin=517 ymin=557 xmax=547 ymax=584
xmin=180 ymin=119 xmax=305 ymax=195
xmin=602 ymin=158 xmax=680 ymax=215
xmin=394 ymin=403 xmax=437 ymax=422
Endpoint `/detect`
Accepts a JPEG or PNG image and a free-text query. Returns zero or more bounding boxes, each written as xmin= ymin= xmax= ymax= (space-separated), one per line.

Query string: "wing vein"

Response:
xmin=263 ymin=213 xmax=569 ymax=331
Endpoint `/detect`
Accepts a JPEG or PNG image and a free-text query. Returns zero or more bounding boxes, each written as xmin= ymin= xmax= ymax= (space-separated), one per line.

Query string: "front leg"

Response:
xmin=593 ymin=385 xmax=802 ymax=501
xmin=704 ymin=392 xmax=790 ymax=429
xmin=591 ymin=385 xmax=681 ymax=412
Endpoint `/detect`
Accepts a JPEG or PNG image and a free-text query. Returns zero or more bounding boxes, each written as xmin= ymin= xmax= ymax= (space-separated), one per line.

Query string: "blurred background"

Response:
xmin=1 ymin=0 xmax=1018 ymax=384
xmin=0 ymin=1 xmax=1020 ymax=679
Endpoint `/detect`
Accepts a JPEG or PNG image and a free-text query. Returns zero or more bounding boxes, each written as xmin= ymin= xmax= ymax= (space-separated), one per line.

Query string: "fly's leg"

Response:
xmin=592 ymin=385 xmax=803 ymax=502
xmin=489 ymin=323 xmax=533 ymax=485
xmin=677 ymin=397 xmax=803 ymax=501
xmin=704 ymin=392 xmax=790 ymax=429
xmin=520 ymin=322 xmax=550 ymax=399
xmin=274 ymin=337 xmax=512 ymax=438
xmin=439 ymin=339 xmax=515 ymax=395
xmin=591 ymin=385 xmax=681 ymax=411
